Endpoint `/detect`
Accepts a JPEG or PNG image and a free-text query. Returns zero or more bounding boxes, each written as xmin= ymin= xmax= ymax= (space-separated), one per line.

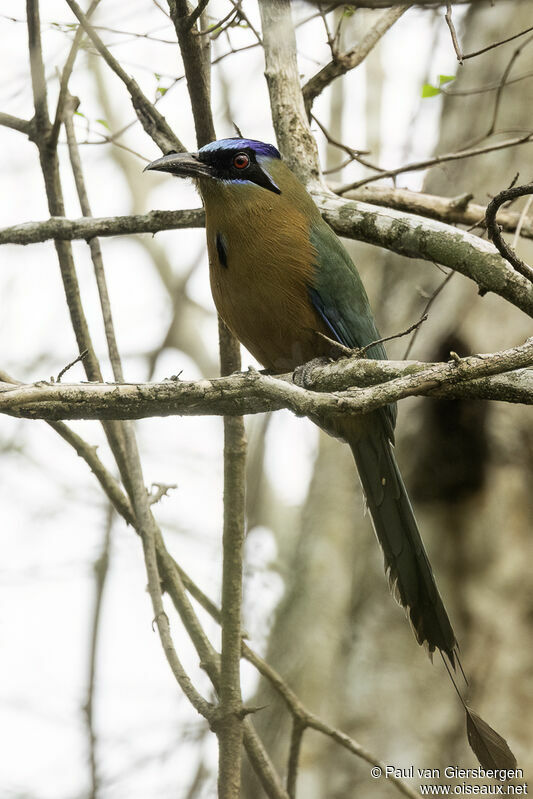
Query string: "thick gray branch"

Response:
xmin=0 ymin=210 xmax=205 ymax=244
xmin=315 ymin=190 xmax=533 ymax=317
xmin=1 ymin=340 xmax=531 ymax=421
xmin=341 ymin=185 xmax=533 ymax=241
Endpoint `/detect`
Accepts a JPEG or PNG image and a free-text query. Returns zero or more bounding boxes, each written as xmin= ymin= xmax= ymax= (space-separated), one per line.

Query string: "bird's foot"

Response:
xmin=292 ymin=356 xmax=331 ymax=389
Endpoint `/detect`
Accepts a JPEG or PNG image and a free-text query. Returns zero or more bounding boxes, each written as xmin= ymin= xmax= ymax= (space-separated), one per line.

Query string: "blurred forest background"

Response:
xmin=1 ymin=1 xmax=532 ymax=798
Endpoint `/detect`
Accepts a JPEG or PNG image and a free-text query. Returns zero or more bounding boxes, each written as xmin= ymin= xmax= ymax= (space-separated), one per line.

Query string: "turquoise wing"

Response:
xmin=308 ymin=219 xmax=397 ymax=433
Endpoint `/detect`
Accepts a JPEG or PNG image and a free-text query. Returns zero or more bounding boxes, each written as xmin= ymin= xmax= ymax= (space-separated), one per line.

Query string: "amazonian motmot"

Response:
xmin=145 ymin=138 xmax=458 ymax=665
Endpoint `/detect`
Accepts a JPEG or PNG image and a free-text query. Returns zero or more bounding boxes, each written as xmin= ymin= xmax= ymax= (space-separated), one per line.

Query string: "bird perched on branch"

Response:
xmin=145 ymin=137 xmax=457 ymax=665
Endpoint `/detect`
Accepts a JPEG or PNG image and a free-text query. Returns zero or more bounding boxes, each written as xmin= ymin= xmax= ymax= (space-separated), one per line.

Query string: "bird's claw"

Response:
xmin=292 ymin=356 xmax=330 ymax=388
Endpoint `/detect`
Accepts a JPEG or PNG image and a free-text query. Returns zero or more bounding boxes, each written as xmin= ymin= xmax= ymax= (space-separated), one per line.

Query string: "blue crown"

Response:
xmin=199 ymin=138 xmax=281 ymax=160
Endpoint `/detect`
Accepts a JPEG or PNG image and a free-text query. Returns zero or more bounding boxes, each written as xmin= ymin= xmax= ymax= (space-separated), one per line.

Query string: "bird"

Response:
xmin=145 ymin=137 xmax=458 ymax=666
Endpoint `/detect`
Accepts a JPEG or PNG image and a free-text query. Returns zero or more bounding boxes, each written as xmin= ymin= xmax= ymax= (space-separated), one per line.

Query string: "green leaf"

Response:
xmin=74 ymin=110 xmax=85 ymax=118
xmin=421 ymin=84 xmax=440 ymax=98
xmin=96 ymin=118 xmax=110 ymax=130
xmin=438 ymin=74 xmax=455 ymax=85
xmin=156 ymin=86 xmax=167 ymax=96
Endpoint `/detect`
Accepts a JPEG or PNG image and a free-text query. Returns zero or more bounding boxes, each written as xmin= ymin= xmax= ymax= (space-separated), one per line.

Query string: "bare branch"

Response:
xmin=217 ymin=407 xmax=246 ymax=799
xmin=338 ymin=185 xmax=533 ymax=241
xmin=0 ymin=111 xmax=33 ymax=136
xmin=258 ymin=0 xmax=321 ymax=185
xmin=1 ymin=339 xmax=531 ymax=421
xmin=482 ymin=33 xmax=533 ymax=141
xmin=131 ymin=453 xmax=215 ymax=722
xmin=0 ymin=209 xmax=204 ymax=244
xmin=302 ymin=5 xmax=410 ymax=116
xmin=27 ymin=0 xmax=50 ymax=134
xmin=167 ymin=0 xmax=215 ymax=147
xmin=217 ymin=317 xmax=247 ymax=799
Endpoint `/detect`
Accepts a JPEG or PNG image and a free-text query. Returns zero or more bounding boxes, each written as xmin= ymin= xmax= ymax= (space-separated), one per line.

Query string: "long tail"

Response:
xmin=350 ymin=429 xmax=458 ymax=666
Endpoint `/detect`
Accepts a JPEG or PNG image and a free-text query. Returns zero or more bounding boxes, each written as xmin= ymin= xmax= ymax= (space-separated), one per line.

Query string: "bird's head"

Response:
xmin=144 ymin=137 xmax=283 ymax=196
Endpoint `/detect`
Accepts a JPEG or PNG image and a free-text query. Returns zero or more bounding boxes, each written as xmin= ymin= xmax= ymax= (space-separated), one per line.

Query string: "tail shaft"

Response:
xmin=350 ymin=432 xmax=457 ymax=664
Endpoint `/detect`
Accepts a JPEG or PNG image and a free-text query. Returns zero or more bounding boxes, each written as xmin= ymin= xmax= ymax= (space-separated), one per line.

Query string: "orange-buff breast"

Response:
xmin=201 ymin=177 xmax=330 ymax=371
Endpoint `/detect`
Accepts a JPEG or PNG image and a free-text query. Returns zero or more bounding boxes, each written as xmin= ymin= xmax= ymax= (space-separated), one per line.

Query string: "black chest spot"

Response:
xmin=216 ymin=232 xmax=228 ymax=269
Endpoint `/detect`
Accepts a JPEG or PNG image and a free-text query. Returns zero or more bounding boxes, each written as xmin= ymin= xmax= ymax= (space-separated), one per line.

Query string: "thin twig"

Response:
xmin=56 ymin=348 xmax=88 ymax=382
xmin=312 ymin=113 xmax=370 ymax=158
xmin=50 ymin=0 xmax=101 ymax=150
xmin=302 ymin=5 xmax=410 ymax=116
xmin=84 ymin=503 xmax=113 ymax=799
xmin=485 ymin=182 xmax=533 ymax=283
xmin=403 ymin=271 xmax=454 ymax=359
xmin=195 ymin=6 xmax=238 ymax=36
xmin=463 ymin=23 xmax=533 ymax=61
xmin=149 ymin=482 xmax=177 ymax=505
xmin=358 ymin=313 xmax=428 ymax=356
xmin=315 ymin=313 xmax=428 ymax=358
xmin=511 ymin=195 xmax=533 ymax=250
xmin=63 ymin=92 xmax=125 ymax=381
xmin=484 ymin=33 xmax=533 ymax=140
xmin=65 ymin=0 xmax=184 ymax=154
xmin=336 ymin=131 xmax=533 ymax=192
xmin=227 ymin=0 xmax=262 ymax=43
xmin=444 ymin=3 xmax=463 ymax=64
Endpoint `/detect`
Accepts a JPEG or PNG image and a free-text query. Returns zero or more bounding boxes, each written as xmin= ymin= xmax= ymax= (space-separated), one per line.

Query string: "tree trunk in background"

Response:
xmin=244 ymin=4 xmax=532 ymax=794
xmin=411 ymin=0 xmax=533 ymax=769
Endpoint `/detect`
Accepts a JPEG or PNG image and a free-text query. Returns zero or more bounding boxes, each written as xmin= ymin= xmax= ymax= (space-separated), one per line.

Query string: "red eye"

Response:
xmin=233 ymin=152 xmax=249 ymax=169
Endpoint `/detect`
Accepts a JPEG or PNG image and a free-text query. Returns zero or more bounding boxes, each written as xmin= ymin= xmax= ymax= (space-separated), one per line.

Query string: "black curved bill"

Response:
xmin=144 ymin=152 xmax=212 ymax=179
